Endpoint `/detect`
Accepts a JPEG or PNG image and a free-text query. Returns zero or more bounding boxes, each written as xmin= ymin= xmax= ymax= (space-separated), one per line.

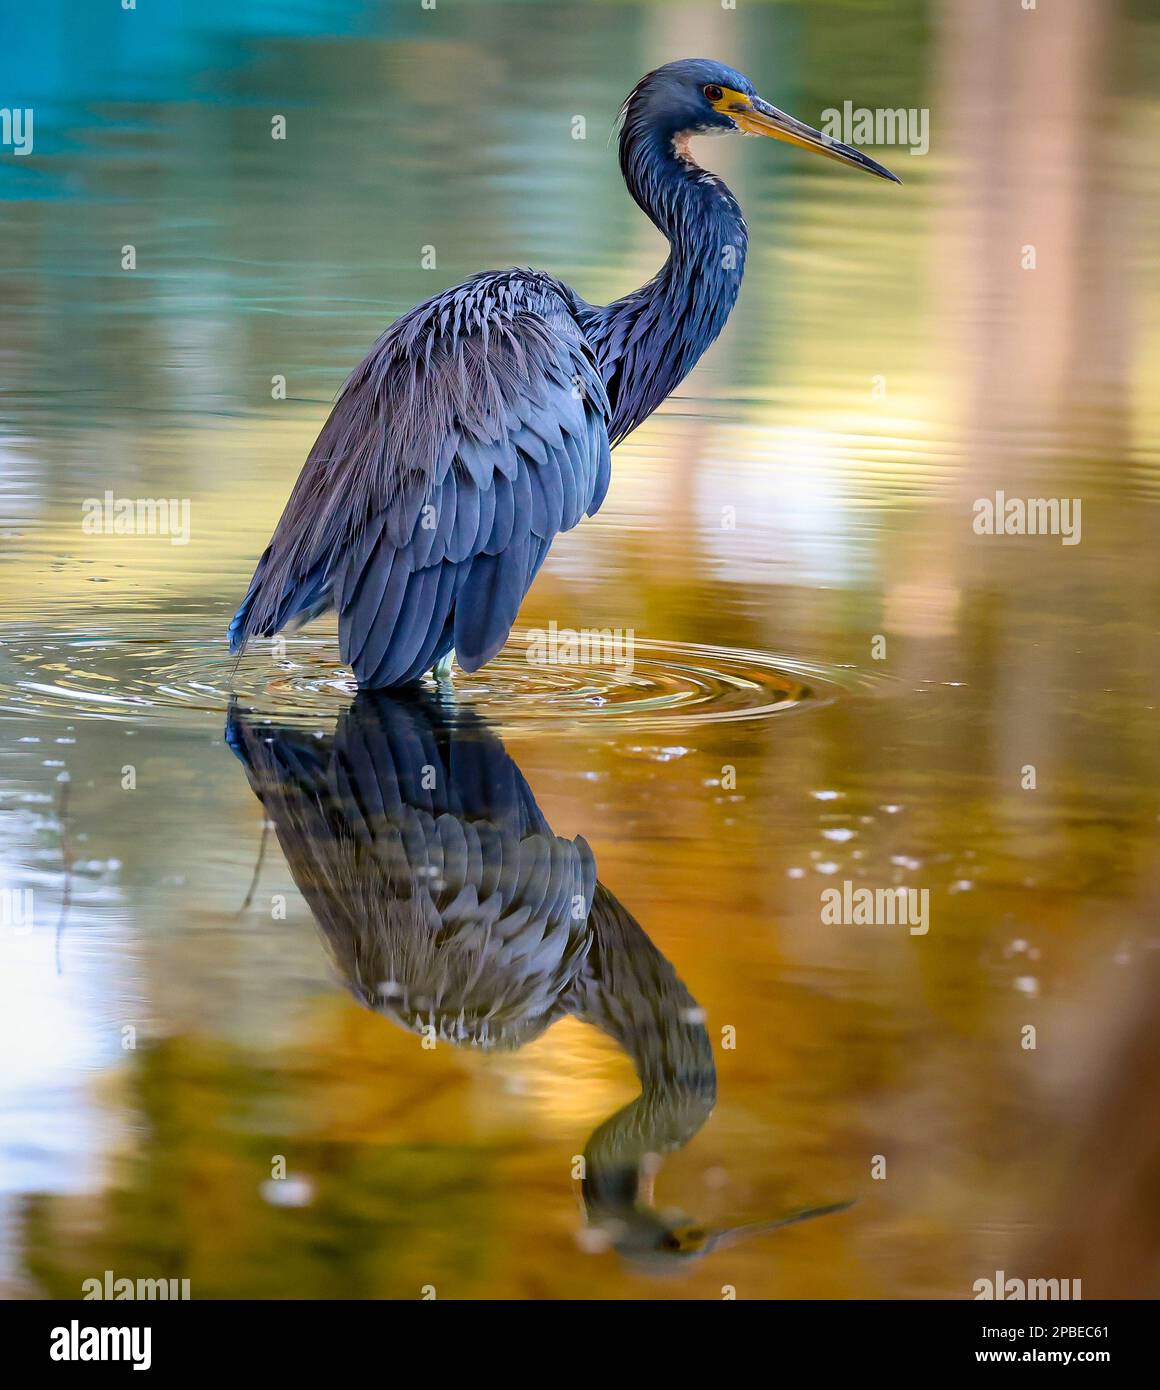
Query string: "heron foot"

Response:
xmin=432 ymin=649 xmax=456 ymax=680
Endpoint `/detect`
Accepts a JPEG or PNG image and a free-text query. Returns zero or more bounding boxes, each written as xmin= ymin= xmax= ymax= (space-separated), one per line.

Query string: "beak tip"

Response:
xmin=862 ymin=155 xmax=903 ymax=184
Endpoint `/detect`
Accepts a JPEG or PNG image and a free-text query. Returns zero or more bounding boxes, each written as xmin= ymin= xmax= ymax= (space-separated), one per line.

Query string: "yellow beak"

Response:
xmin=711 ymin=87 xmax=902 ymax=183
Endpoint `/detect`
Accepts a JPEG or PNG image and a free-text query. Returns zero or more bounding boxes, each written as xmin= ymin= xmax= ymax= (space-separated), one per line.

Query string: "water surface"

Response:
xmin=1 ymin=0 xmax=1158 ymax=1299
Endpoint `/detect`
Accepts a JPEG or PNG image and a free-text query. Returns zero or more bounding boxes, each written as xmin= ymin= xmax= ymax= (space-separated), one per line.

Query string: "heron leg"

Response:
xmin=432 ymin=649 xmax=456 ymax=680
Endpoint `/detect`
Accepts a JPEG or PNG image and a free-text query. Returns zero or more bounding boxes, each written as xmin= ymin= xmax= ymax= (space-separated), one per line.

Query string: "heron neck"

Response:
xmin=573 ymin=883 xmax=717 ymax=1220
xmin=584 ymin=125 xmax=749 ymax=445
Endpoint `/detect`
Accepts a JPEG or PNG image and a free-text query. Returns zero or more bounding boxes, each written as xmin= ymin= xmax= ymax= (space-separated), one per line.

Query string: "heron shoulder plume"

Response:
xmin=228 ymin=57 xmax=898 ymax=689
xmin=229 ymin=268 xmax=611 ymax=686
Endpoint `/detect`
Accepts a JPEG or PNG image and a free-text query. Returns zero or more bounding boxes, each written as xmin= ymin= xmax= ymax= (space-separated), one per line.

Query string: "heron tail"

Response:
xmin=228 ymin=548 xmax=333 ymax=653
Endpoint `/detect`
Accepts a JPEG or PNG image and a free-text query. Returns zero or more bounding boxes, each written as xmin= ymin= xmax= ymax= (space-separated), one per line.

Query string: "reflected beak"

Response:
xmin=703 ymin=1199 xmax=856 ymax=1252
xmin=713 ymin=89 xmax=902 ymax=183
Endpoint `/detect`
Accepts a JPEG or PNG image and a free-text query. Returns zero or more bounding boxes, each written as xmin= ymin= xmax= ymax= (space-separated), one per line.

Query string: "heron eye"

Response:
xmin=703 ymin=84 xmax=724 ymax=103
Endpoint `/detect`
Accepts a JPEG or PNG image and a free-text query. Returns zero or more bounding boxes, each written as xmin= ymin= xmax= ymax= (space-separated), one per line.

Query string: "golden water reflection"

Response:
xmin=1 ymin=0 xmax=1158 ymax=1299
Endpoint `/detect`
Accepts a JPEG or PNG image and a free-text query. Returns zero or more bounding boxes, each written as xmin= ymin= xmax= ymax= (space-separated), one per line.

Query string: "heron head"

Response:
xmin=624 ymin=58 xmax=901 ymax=183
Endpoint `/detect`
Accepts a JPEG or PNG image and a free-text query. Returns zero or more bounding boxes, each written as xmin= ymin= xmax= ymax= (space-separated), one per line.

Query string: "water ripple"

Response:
xmin=0 ymin=625 xmax=879 ymax=733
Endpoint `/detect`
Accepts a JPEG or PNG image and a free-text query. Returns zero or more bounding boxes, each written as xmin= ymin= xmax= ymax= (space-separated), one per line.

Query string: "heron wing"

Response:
xmin=229 ymin=271 xmax=611 ymax=688
xmin=226 ymin=694 xmax=595 ymax=1046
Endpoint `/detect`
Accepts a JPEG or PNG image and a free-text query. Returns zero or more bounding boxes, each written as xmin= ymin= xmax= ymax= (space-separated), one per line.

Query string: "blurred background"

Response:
xmin=0 ymin=0 xmax=1158 ymax=1298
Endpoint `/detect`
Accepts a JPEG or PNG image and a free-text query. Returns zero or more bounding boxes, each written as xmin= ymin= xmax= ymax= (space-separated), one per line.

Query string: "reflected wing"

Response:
xmin=227 ymin=693 xmax=596 ymax=1046
xmin=229 ymin=272 xmax=611 ymax=687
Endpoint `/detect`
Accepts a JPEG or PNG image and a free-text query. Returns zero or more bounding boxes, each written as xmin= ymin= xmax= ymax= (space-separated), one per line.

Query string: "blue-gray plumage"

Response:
xmin=228 ymin=59 xmax=899 ymax=687
xmin=226 ymin=691 xmax=854 ymax=1259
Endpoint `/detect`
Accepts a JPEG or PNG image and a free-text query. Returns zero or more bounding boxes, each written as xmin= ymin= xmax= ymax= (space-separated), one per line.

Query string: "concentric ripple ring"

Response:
xmin=0 ymin=623 xmax=879 ymax=733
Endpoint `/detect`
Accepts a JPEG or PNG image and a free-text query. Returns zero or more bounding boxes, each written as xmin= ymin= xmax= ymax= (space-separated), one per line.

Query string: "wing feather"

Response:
xmin=229 ymin=271 xmax=611 ymax=688
xmin=453 ymin=534 xmax=533 ymax=672
xmin=486 ymin=473 xmax=515 ymax=555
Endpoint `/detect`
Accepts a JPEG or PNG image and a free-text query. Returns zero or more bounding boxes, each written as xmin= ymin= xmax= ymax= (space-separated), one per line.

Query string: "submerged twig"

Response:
xmin=237 ymin=814 xmax=270 ymax=915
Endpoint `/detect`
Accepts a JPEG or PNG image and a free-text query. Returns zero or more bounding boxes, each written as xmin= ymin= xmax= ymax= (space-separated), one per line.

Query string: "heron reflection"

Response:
xmin=226 ymin=693 xmax=850 ymax=1263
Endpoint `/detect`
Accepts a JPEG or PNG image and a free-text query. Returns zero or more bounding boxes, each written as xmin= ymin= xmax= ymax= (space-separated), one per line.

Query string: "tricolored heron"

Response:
xmin=226 ymin=692 xmax=853 ymax=1263
xmin=228 ymin=59 xmax=899 ymax=687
